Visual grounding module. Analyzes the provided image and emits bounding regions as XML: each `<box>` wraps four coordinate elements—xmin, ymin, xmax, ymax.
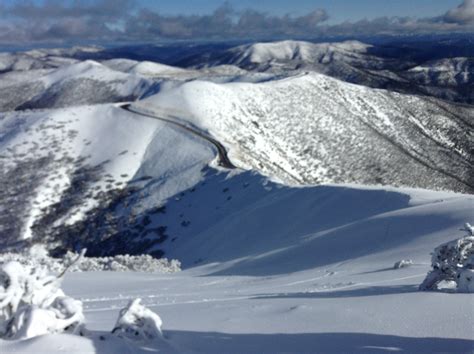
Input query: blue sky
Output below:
<box><xmin>0</xmin><ymin>0</ymin><xmax>472</xmax><ymax>43</ymax></box>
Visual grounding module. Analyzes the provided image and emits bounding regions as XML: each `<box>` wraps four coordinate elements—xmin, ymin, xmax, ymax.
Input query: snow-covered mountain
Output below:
<box><xmin>102</xmin><ymin>59</ymin><xmax>192</xmax><ymax>77</ymax></box>
<box><xmin>134</xmin><ymin>72</ymin><xmax>473</xmax><ymax>193</ymax></box>
<box><xmin>0</xmin><ymin>60</ymin><xmax>157</xmax><ymax>112</ymax></box>
<box><xmin>0</xmin><ymin>46</ymin><xmax>100</xmax><ymax>72</ymax></box>
<box><xmin>181</xmin><ymin>40</ymin><xmax>474</xmax><ymax>104</ymax></box>
<box><xmin>2</xmin><ymin>39</ymin><xmax>472</xmax><ymax>106</ymax></box>
<box><xmin>406</xmin><ymin>57</ymin><xmax>473</xmax><ymax>86</ymax></box>
<box><xmin>184</xmin><ymin>40</ymin><xmax>400</xmax><ymax>89</ymax></box>
<box><xmin>186</xmin><ymin>40</ymin><xmax>381</xmax><ymax>69</ymax></box>
<box><xmin>402</xmin><ymin>57</ymin><xmax>474</xmax><ymax>103</ymax></box>
<box><xmin>102</xmin><ymin>58</ymin><xmax>258</xmax><ymax>83</ymax></box>
<box><xmin>0</xmin><ymin>56</ymin><xmax>274</xmax><ymax>112</ymax></box>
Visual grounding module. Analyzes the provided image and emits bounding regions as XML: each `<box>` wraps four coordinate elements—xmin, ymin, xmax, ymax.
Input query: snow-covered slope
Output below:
<box><xmin>2</xmin><ymin>184</ymin><xmax>473</xmax><ymax>353</ymax></box>
<box><xmin>133</xmin><ymin>72</ymin><xmax>473</xmax><ymax>193</ymax></box>
<box><xmin>103</xmin><ymin>59</ymin><xmax>191</xmax><ymax>77</ymax></box>
<box><xmin>0</xmin><ymin>104</ymin><xmax>218</xmax><ymax>253</ymax></box>
<box><xmin>101</xmin><ymin>58</ymin><xmax>268</xmax><ymax>84</ymax></box>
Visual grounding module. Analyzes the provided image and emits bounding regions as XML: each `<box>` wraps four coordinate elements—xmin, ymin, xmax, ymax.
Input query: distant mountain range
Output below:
<box><xmin>2</xmin><ymin>39</ymin><xmax>473</xmax><ymax>106</ymax></box>
<box><xmin>180</xmin><ymin>40</ymin><xmax>474</xmax><ymax>104</ymax></box>
<box><xmin>0</xmin><ymin>38</ymin><xmax>472</xmax><ymax>257</ymax></box>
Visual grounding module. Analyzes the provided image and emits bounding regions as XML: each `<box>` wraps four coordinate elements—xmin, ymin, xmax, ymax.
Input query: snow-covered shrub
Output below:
<box><xmin>419</xmin><ymin>223</ymin><xmax>474</xmax><ymax>292</ymax></box>
<box><xmin>0</xmin><ymin>252</ymin><xmax>85</xmax><ymax>339</ymax></box>
<box><xmin>0</xmin><ymin>246</ymin><xmax>176</xmax><ymax>344</ymax></box>
<box><xmin>112</xmin><ymin>298</ymin><xmax>163</xmax><ymax>341</ymax></box>
<box><xmin>393</xmin><ymin>259</ymin><xmax>414</xmax><ymax>269</ymax></box>
<box><xmin>65</xmin><ymin>253</ymin><xmax>181</xmax><ymax>273</ymax></box>
<box><xmin>0</xmin><ymin>250</ymin><xmax>181</xmax><ymax>274</ymax></box>
<box><xmin>29</xmin><ymin>244</ymin><xmax>49</xmax><ymax>260</ymax></box>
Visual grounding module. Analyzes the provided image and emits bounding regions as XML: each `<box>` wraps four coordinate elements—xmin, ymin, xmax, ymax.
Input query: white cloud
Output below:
<box><xmin>0</xmin><ymin>1</ymin><xmax>472</xmax><ymax>43</ymax></box>
<box><xmin>444</xmin><ymin>0</ymin><xmax>474</xmax><ymax>24</ymax></box>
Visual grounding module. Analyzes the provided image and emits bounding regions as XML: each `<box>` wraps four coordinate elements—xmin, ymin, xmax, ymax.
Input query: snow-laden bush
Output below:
<box><xmin>419</xmin><ymin>223</ymin><xmax>474</xmax><ymax>292</ymax></box>
<box><xmin>0</xmin><ymin>247</ymin><xmax>170</xmax><ymax>344</ymax></box>
<box><xmin>0</xmin><ymin>251</ymin><xmax>85</xmax><ymax>339</ymax></box>
<box><xmin>64</xmin><ymin>253</ymin><xmax>181</xmax><ymax>273</ymax></box>
<box><xmin>0</xmin><ymin>248</ymin><xmax>181</xmax><ymax>274</ymax></box>
<box><xmin>112</xmin><ymin>298</ymin><xmax>163</xmax><ymax>342</ymax></box>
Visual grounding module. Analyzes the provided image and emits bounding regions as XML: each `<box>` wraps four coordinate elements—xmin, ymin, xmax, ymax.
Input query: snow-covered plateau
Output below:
<box><xmin>0</xmin><ymin>40</ymin><xmax>473</xmax><ymax>353</ymax></box>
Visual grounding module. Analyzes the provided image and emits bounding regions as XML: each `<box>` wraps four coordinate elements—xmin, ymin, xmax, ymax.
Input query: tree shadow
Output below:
<box><xmin>166</xmin><ymin>330</ymin><xmax>474</xmax><ymax>353</ymax></box>
<box><xmin>356</xmin><ymin>267</ymin><xmax>396</xmax><ymax>275</ymax></box>
<box><xmin>251</xmin><ymin>285</ymin><xmax>419</xmax><ymax>300</ymax></box>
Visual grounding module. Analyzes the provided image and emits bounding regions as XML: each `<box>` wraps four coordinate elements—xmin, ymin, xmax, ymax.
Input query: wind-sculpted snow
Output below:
<box><xmin>134</xmin><ymin>73</ymin><xmax>474</xmax><ymax>193</ymax></box>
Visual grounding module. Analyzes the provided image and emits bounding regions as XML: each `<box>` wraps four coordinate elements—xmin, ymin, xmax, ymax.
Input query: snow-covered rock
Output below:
<box><xmin>393</xmin><ymin>260</ymin><xmax>414</xmax><ymax>269</ymax></box>
<box><xmin>112</xmin><ymin>298</ymin><xmax>163</xmax><ymax>341</ymax></box>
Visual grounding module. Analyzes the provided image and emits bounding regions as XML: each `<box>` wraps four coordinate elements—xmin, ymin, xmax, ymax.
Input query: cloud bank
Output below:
<box><xmin>444</xmin><ymin>0</ymin><xmax>474</xmax><ymax>24</ymax></box>
<box><xmin>0</xmin><ymin>0</ymin><xmax>472</xmax><ymax>44</ymax></box>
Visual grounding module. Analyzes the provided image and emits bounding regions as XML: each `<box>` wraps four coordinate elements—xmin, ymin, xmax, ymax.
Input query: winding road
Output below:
<box><xmin>120</xmin><ymin>104</ymin><xmax>237</xmax><ymax>169</ymax></box>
